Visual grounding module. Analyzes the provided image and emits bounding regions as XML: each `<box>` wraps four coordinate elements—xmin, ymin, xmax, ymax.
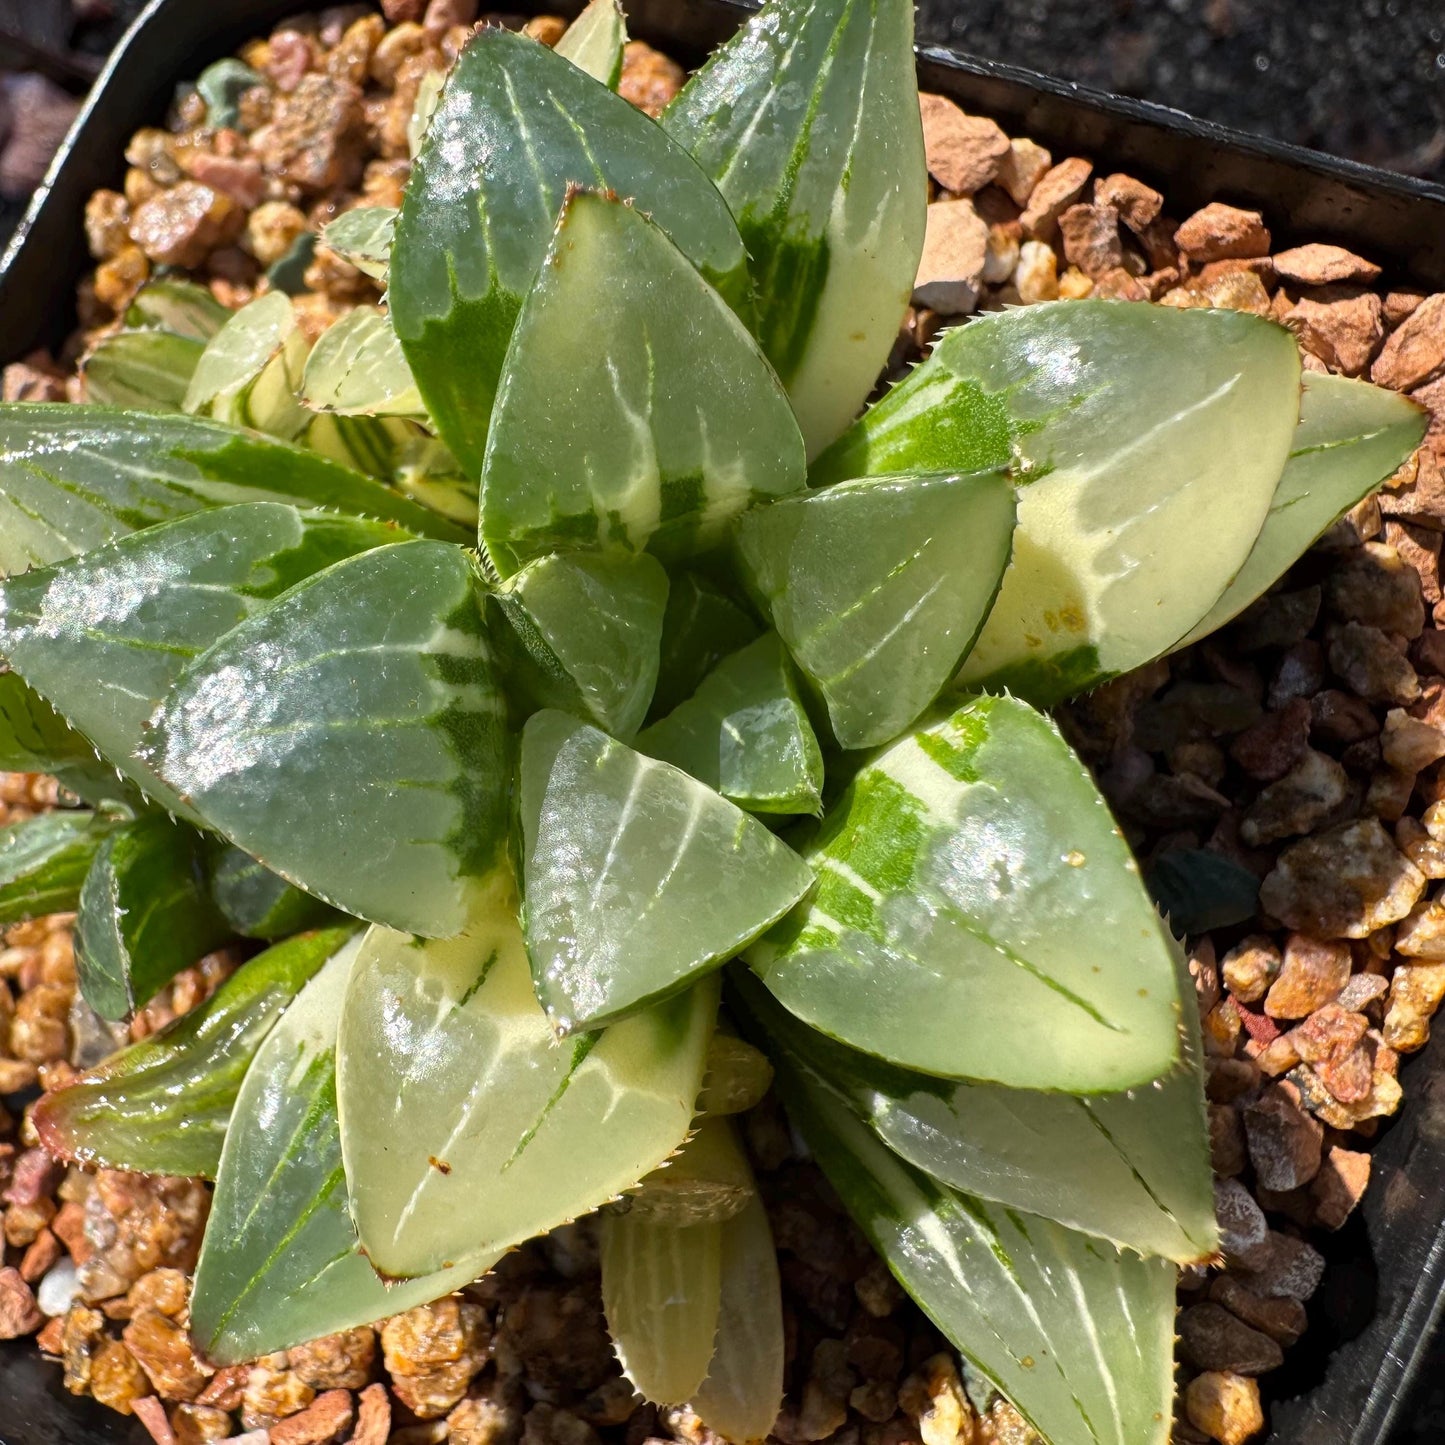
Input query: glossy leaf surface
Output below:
<box><xmin>737</xmin><ymin>470</ymin><xmax>1016</xmax><ymax>749</ymax></box>
<box><xmin>391</xmin><ymin>28</ymin><xmax>752</xmax><ymax>475</ymax></box>
<box><xmin>748</xmin><ymin>694</ymin><xmax>1181</xmax><ymax>1092</ymax></box>
<box><xmin>555</xmin><ymin>0</ymin><xmax>626</xmax><ymax>85</ymax></box>
<box><xmin>193</xmin><ymin>936</ymin><xmax>484</xmax><ymax>1364</ymax></box>
<box><xmin>494</xmin><ymin>550</ymin><xmax>669</xmax><ymax>739</ymax></box>
<box><xmin>0</xmin><ymin>811</ymin><xmax>116</xmax><ymax>925</ymax></box>
<box><xmin>693</xmin><ymin>1194</ymin><xmax>785</xmax><ymax>1445</ymax></box>
<box><xmin>1179</xmin><ymin>371</ymin><xmax>1427</xmax><ymax>646</ymax></box>
<box><xmin>338</xmin><ymin>873</ymin><xmax>718</xmax><ymax>1277</ymax></box>
<box><xmin>76</xmin><ymin>814</ymin><xmax>231</xmax><ymax>1020</ymax></box>
<box><xmin>779</xmin><ymin>1063</ymin><xmax>1177</xmax><ymax>1445</ymax></box>
<box><xmin>521</xmin><ymin>711</ymin><xmax>814</xmax><ymax>1030</ymax></box>
<box><xmin>637</xmin><ymin>632</ymin><xmax>824</xmax><ymax>814</ymax></box>
<box><xmin>299</xmin><ymin>306</ymin><xmax>427</xmax><ymax>420</ymax></box>
<box><xmin>34</xmin><ymin>926</ymin><xmax>353</xmax><ymax>1178</ymax></box>
<box><xmin>322</xmin><ymin>206</ymin><xmax>396</xmax><ymax>283</ymax></box>
<box><xmin>151</xmin><ymin>540</ymin><xmax>510</xmax><ymax>937</ymax></box>
<box><xmin>735</xmin><ymin>961</ymin><xmax>1216</xmax><ymax>1263</ymax></box>
<box><xmin>600</xmin><ymin>1211</ymin><xmax>723</xmax><ymax>1403</ymax></box>
<box><xmin>207</xmin><ymin>842</ymin><xmax>341</xmax><ymax>940</ymax></box>
<box><xmin>663</xmin><ymin>0</ymin><xmax>926</xmax><ymax>457</ymax></box>
<box><xmin>650</xmin><ymin>575</ymin><xmax>761</xmax><ymax>720</ymax></box>
<box><xmin>0</xmin><ymin>502</ymin><xmax>402</xmax><ymax>821</ymax></box>
<box><xmin>0</xmin><ymin>404</ymin><xmax>464</xmax><ymax>576</ymax></box>
<box><xmin>84</xmin><ymin>330</ymin><xmax>204</xmax><ymax>412</ymax></box>
<box><xmin>480</xmin><ymin>191</ymin><xmax>804</xmax><ymax>577</ymax></box>
<box><xmin>814</xmin><ymin>302</ymin><xmax>1302</xmax><ymax>703</ymax></box>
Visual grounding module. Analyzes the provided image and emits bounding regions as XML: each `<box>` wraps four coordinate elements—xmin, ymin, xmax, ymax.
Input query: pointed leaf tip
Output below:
<box><xmin>480</xmin><ymin>191</ymin><xmax>804</xmax><ymax>578</ymax></box>
<box><xmin>748</xmin><ymin>693</ymin><xmax>1182</xmax><ymax>1093</ymax></box>
<box><xmin>520</xmin><ymin>711</ymin><xmax>814</xmax><ymax>1031</ymax></box>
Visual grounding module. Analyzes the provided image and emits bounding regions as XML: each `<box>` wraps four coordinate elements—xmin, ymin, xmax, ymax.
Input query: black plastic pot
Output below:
<box><xmin>2</xmin><ymin>3</ymin><xmax>1445</xmax><ymax>1443</ymax></box>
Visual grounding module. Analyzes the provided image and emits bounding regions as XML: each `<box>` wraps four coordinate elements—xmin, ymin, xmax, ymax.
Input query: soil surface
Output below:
<box><xmin>4</xmin><ymin>0</ymin><xmax>1445</xmax><ymax>186</ymax></box>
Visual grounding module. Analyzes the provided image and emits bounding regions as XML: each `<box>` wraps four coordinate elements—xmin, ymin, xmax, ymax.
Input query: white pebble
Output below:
<box><xmin>37</xmin><ymin>1256</ymin><xmax>80</xmax><ymax>1318</ymax></box>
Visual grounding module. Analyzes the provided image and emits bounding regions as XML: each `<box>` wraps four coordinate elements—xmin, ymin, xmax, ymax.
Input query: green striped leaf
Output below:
<box><xmin>0</xmin><ymin>671</ymin><xmax>140</xmax><ymax>807</ymax></box>
<box><xmin>777</xmin><ymin>1060</ymin><xmax>1177</xmax><ymax>1445</ymax></box>
<box><xmin>693</xmin><ymin>1193</ymin><xmax>785</xmax><ymax>1445</ymax></box>
<box><xmin>813</xmin><ymin>301</ymin><xmax>1302</xmax><ymax>705</ymax></box>
<box><xmin>184</xmin><ymin>291</ymin><xmax>310</xmax><ymax>440</ymax></box>
<box><xmin>480</xmin><ymin>190</ymin><xmax>804</xmax><ymax>578</ymax></box>
<box><xmin>0</xmin><ymin>503</ymin><xmax>403</xmax><ymax>822</ymax></box>
<box><xmin>84</xmin><ymin>330</ymin><xmax>204</xmax><ymax>412</ymax></box>
<box><xmin>0</xmin><ymin>404</ymin><xmax>465</xmax><ymax>576</ymax></box>
<box><xmin>555</xmin><ymin>0</ymin><xmax>627</xmax><ymax>86</ymax></box>
<box><xmin>650</xmin><ymin>574</ymin><xmax>761</xmax><ymax>721</ymax></box>
<box><xmin>337</xmin><ymin>872</ymin><xmax>718</xmax><ymax>1278</ymax></box>
<box><xmin>1178</xmin><ymin>371</ymin><xmax>1427</xmax><ymax>647</ymax></box>
<box><xmin>748</xmin><ymin>694</ymin><xmax>1181</xmax><ymax>1092</ymax></box>
<box><xmin>0</xmin><ymin>671</ymin><xmax>92</xmax><ymax>774</ymax></box>
<box><xmin>150</xmin><ymin>539</ymin><xmax>510</xmax><ymax>938</ymax></box>
<box><xmin>76</xmin><ymin>814</ymin><xmax>231</xmax><ymax>1020</ymax></box>
<box><xmin>493</xmin><ymin>550</ymin><xmax>669</xmax><ymax>739</ymax></box>
<box><xmin>33</xmin><ymin>926</ymin><xmax>354</xmax><ymax>1178</ymax></box>
<box><xmin>737</xmin><ymin>471</ymin><xmax>1016</xmax><ymax>750</ymax></box>
<box><xmin>663</xmin><ymin>0</ymin><xmax>926</xmax><ymax>458</ymax></box>
<box><xmin>125</xmin><ymin>279</ymin><xmax>231</xmax><ymax>340</ymax></box>
<box><xmin>601</xmin><ymin>1209</ymin><xmax>723</xmax><ymax>1403</ymax></box>
<box><xmin>637</xmin><ymin>632</ymin><xmax>824</xmax><ymax>815</ymax></box>
<box><xmin>321</xmin><ymin>207</ymin><xmax>395</xmax><ymax>284</ymax></box>
<box><xmin>520</xmin><ymin>711</ymin><xmax>814</xmax><ymax>1031</ymax></box>
<box><xmin>207</xmin><ymin>843</ymin><xmax>342</xmax><ymax>941</ymax></box>
<box><xmin>390</xmin><ymin>27</ymin><xmax>752</xmax><ymax>476</ymax></box>
<box><xmin>0</xmin><ymin>811</ymin><xmax>118</xmax><ymax>925</ymax></box>
<box><xmin>193</xmin><ymin>935</ymin><xmax>485</xmax><ymax>1364</ymax></box>
<box><xmin>299</xmin><ymin>306</ymin><xmax>427</xmax><ymax>420</ymax></box>
<box><xmin>734</xmin><ymin>961</ymin><xmax>1217</xmax><ymax>1264</ymax></box>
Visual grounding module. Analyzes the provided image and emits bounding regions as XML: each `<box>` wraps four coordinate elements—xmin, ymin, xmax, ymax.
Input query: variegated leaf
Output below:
<box><xmin>0</xmin><ymin>404</ymin><xmax>465</xmax><ymax>576</ymax></box>
<box><xmin>520</xmin><ymin>711</ymin><xmax>814</xmax><ymax>1031</ymax></box>
<box><xmin>637</xmin><ymin>632</ymin><xmax>824</xmax><ymax>815</ymax></box>
<box><xmin>733</xmin><ymin>960</ymin><xmax>1217</xmax><ymax>1264</ymax></box>
<box><xmin>390</xmin><ymin>27</ymin><xmax>752</xmax><ymax>475</ymax></box>
<box><xmin>555</xmin><ymin>0</ymin><xmax>627</xmax><ymax>86</ymax></box>
<box><xmin>322</xmin><ymin>206</ymin><xmax>396</xmax><ymax>283</ymax></box>
<box><xmin>337</xmin><ymin>872</ymin><xmax>718</xmax><ymax>1278</ymax></box>
<box><xmin>693</xmin><ymin>1194</ymin><xmax>785</xmax><ymax>1445</ymax></box>
<box><xmin>192</xmin><ymin>936</ymin><xmax>486</xmax><ymax>1364</ymax></box>
<box><xmin>748</xmin><ymin>694</ymin><xmax>1181</xmax><ymax>1093</ymax></box>
<box><xmin>34</xmin><ymin>926</ymin><xmax>355</xmax><ymax>1177</ymax></box>
<box><xmin>600</xmin><ymin>1210</ymin><xmax>723</xmax><ymax>1403</ymax></box>
<box><xmin>736</xmin><ymin>470</ymin><xmax>1016</xmax><ymax>750</ymax></box>
<box><xmin>493</xmin><ymin>550</ymin><xmax>669</xmax><ymax>739</ymax></box>
<box><xmin>777</xmin><ymin>1060</ymin><xmax>1178</xmax><ymax>1445</ymax></box>
<box><xmin>150</xmin><ymin>539</ymin><xmax>510</xmax><ymax>937</ymax></box>
<box><xmin>83</xmin><ymin>330</ymin><xmax>204</xmax><ymax>412</ymax></box>
<box><xmin>663</xmin><ymin>0</ymin><xmax>926</xmax><ymax>457</ymax></box>
<box><xmin>0</xmin><ymin>503</ymin><xmax>403</xmax><ymax>821</ymax></box>
<box><xmin>1179</xmin><ymin>370</ymin><xmax>1427</xmax><ymax>646</ymax></box>
<box><xmin>76</xmin><ymin>814</ymin><xmax>231</xmax><ymax>1019</ymax></box>
<box><xmin>812</xmin><ymin>301</ymin><xmax>1302</xmax><ymax>704</ymax></box>
<box><xmin>184</xmin><ymin>290</ymin><xmax>310</xmax><ymax>440</ymax></box>
<box><xmin>0</xmin><ymin>811</ymin><xmax>118</xmax><ymax>925</ymax></box>
<box><xmin>299</xmin><ymin>306</ymin><xmax>427</xmax><ymax>420</ymax></box>
<box><xmin>481</xmin><ymin>190</ymin><xmax>804</xmax><ymax>577</ymax></box>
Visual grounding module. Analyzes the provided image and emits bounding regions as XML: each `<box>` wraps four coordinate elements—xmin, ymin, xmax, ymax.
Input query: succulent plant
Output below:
<box><xmin>0</xmin><ymin>0</ymin><xmax>1426</xmax><ymax>1439</ymax></box>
